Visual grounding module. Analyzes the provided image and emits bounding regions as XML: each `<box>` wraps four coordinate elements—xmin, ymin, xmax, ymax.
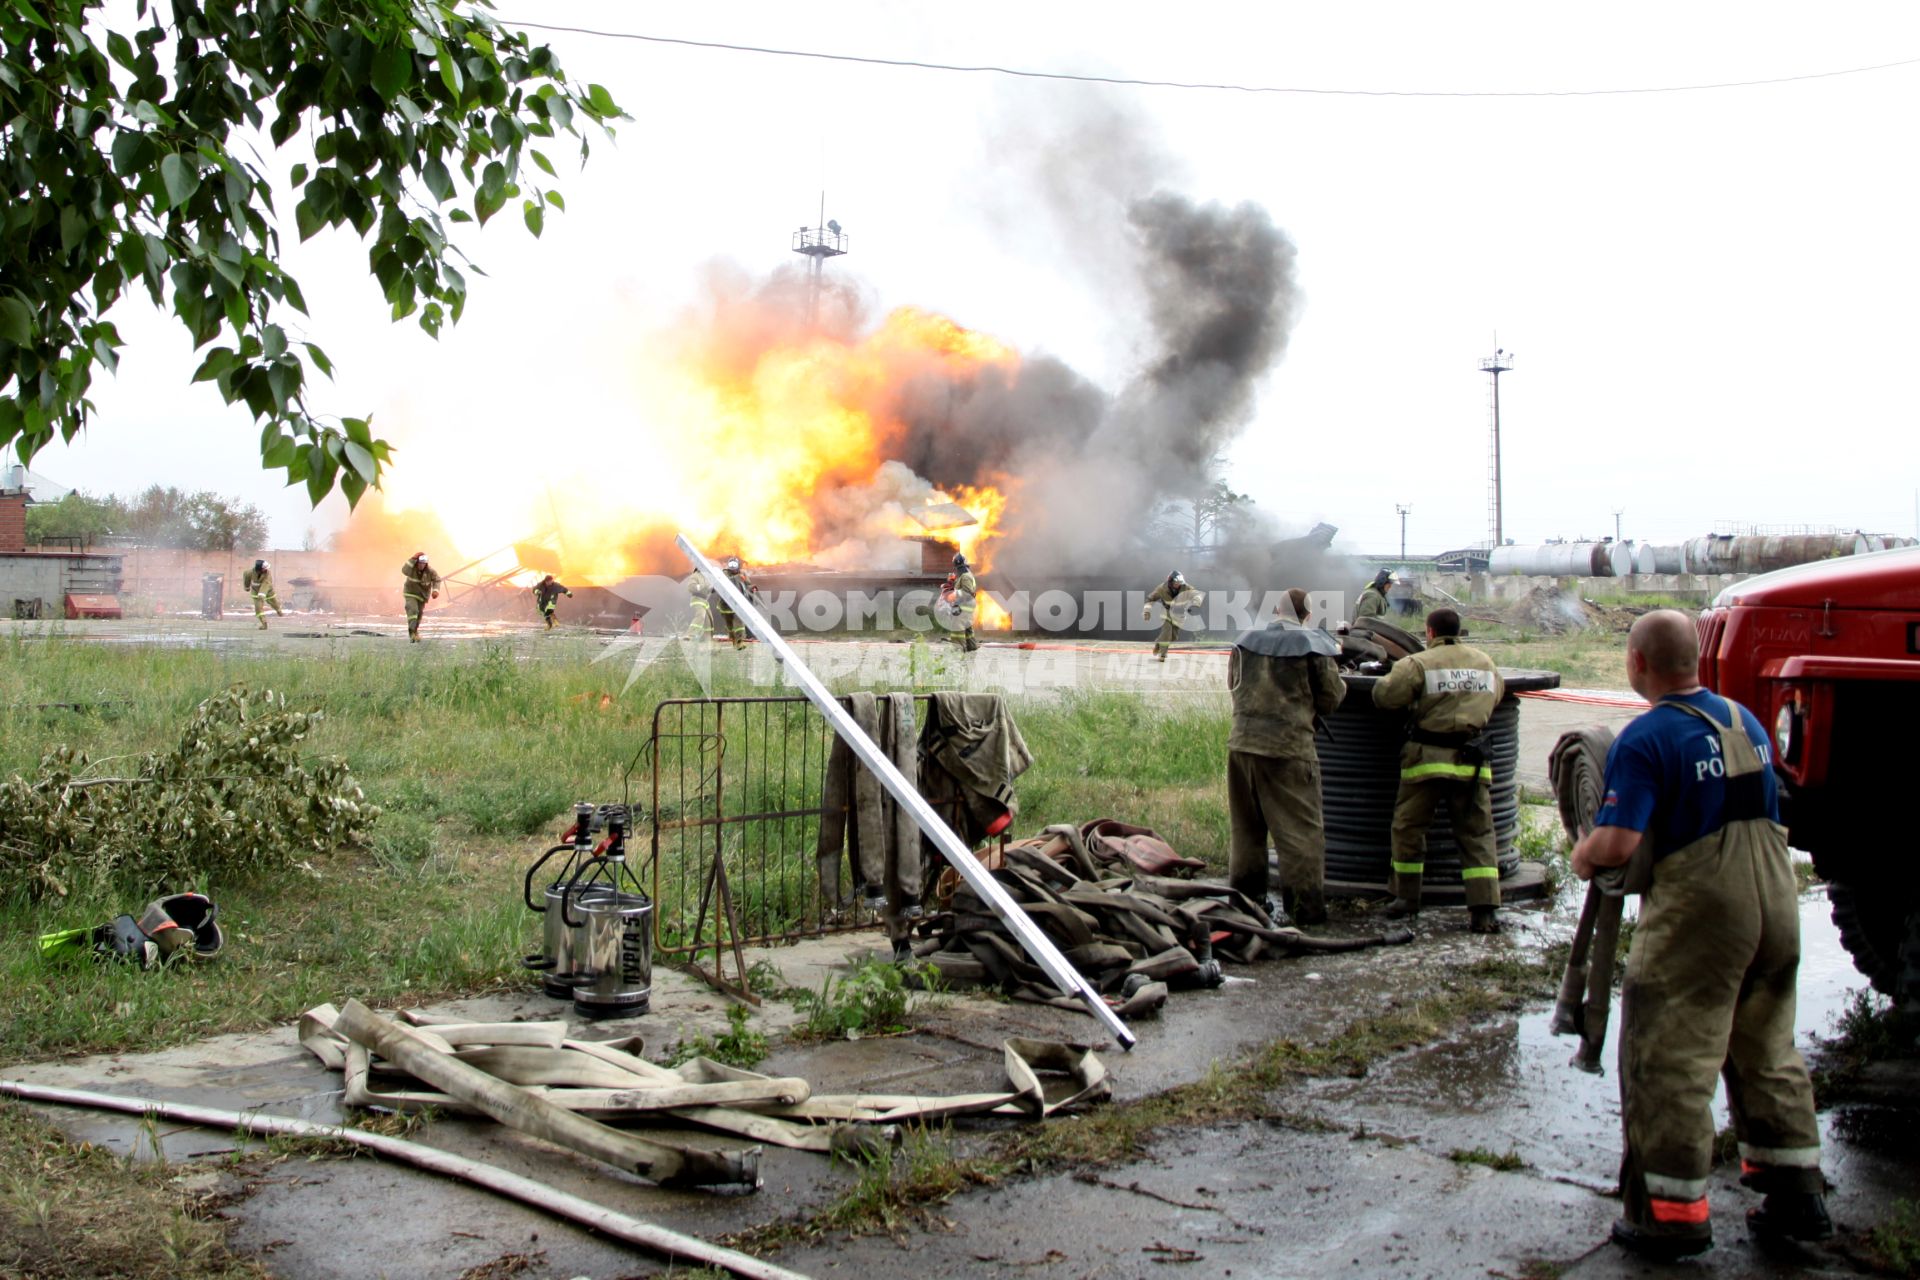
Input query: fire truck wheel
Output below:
<box><xmin>1829</xmin><ymin>881</ymin><xmax>1903</xmax><ymax>999</ymax></box>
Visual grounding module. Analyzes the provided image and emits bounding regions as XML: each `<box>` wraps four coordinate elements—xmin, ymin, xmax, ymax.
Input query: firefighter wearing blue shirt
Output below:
<box><xmin>1573</xmin><ymin>610</ymin><xmax>1828</xmax><ymax>1261</ymax></box>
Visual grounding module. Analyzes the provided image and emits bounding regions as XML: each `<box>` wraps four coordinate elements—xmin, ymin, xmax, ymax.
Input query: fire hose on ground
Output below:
<box><xmin>0</xmin><ymin>1076</ymin><xmax>810</xmax><ymax>1280</ymax></box>
<box><xmin>1548</xmin><ymin>724</ymin><xmax>1622</xmax><ymax>1073</ymax></box>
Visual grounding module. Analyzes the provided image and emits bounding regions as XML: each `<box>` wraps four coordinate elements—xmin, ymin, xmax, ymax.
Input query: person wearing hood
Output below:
<box><xmin>1227</xmin><ymin>588</ymin><xmax>1345</xmax><ymax>926</ymax></box>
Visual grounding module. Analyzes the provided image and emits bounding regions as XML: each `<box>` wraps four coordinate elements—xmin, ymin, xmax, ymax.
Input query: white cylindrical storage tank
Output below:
<box><xmin>1651</xmin><ymin>544</ymin><xmax>1685</xmax><ymax>574</ymax></box>
<box><xmin>1608</xmin><ymin>542</ymin><xmax>1636</xmax><ymax>577</ymax></box>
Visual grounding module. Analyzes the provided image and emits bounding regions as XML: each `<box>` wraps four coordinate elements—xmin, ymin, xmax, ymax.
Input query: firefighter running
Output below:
<box><xmin>1370</xmin><ymin>606</ymin><xmax>1506</xmax><ymax>932</ymax></box>
<box><xmin>401</xmin><ymin>552</ymin><xmax>441</xmax><ymax>643</ymax></box>
<box><xmin>1572</xmin><ymin>611</ymin><xmax>1828</xmax><ymax>1260</ymax></box>
<box><xmin>240</xmin><ymin>558</ymin><xmax>283</xmax><ymax>629</ymax></box>
<box><xmin>715</xmin><ymin>556</ymin><xmax>757</xmax><ymax>650</ymax></box>
<box><xmin>1143</xmin><ymin>571</ymin><xmax>1205</xmax><ymax>662</ymax></box>
<box><xmin>939</xmin><ymin>552</ymin><xmax>980</xmax><ymax>652</ymax></box>
<box><xmin>532</xmin><ymin>574</ymin><xmax>572</xmax><ymax>630</ymax></box>
<box><xmin>1226</xmin><ymin>588</ymin><xmax>1345</xmax><ymax>926</ymax></box>
<box><xmin>1355</xmin><ymin>569</ymin><xmax>1393</xmax><ymax>621</ymax></box>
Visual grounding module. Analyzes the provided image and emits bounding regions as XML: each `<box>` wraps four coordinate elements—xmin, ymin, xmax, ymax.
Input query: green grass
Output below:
<box><xmin>1869</xmin><ymin>1199</ymin><xmax>1920</xmax><ymax>1278</ymax></box>
<box><xmin>1449</xmin><ymin>1145</ymin><xmax>1529</xmax><ymax>1172</ymax></box>
<box><xmin>0</xmin><ymin>1101</ymin><xmax>267</xmax><ymax>1279</ymax></box>
<box><xmin>0</xmin><ymin>629</ymin><xmax>1603</xmax><ymax>1063</ymax></box>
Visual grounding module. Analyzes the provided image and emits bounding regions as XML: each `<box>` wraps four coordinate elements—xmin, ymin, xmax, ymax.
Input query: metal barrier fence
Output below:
<box><xmin>625</xmin><ymin>695</ymin><xmax>961</xmax><ymax>999</ymax></box>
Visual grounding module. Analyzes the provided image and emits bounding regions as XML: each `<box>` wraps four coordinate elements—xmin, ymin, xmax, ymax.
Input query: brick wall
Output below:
<box><xmin>0</xmin><ymin>494</ymin><xmax>25</xmax><ymax>553</ymax></box>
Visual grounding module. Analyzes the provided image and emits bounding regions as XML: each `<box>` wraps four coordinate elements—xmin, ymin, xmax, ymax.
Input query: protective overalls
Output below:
<box><xmin>1226</xmin><ymin>621</ymin><xmax>1346</xmax><ymax>924</ymax></box>
<box><xmin>1144</xmin><ymin>579</ymin><xmax>1205</xmax><ymax>661</ymax></box>
<box><xmin>686</xmin><ymin>575</ymin><xmax>713</xmax><ymax>641</ymax></box>
<box><xmin>1354</xmin><ymin>582</ymin><xmax>1390</xmax><ymax>621</ymax></box>
<box><xmin>240</xmin><ymin>565</ymin><xmax>282</xmax><ymax>629</ymax></box>
<box><xmin>401</xmin><ymin>558</ymin><xmax>441</xmax><ymax>642</ymax></box>
<box><xmin>533</xmin><ymin>576</ymin><xmax>571</xmax><ymax>629</ymax></box>
<box><xmin>940</xmin><ymin>569</ymin><xmax>980</xmax><ymax>651</ymax></box>
<box><xmin>1617</xmin><ymin>697</ymin><xmax>1822</xmax><ymax>1245</ymax></box>
<box><xmin>1371</xmin><ymin>637</ymin><xmax>1504</xmax><ymax>910</ymax></box>
<box><xmin>717</xmin><ymin>566</ymin><xmax>755</xmax><ymax>649</ymax></box>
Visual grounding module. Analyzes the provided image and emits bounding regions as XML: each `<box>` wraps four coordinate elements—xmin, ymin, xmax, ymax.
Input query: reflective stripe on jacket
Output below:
<box><xmin>1372</xmin><ymin>638</ymin><xmax>1504</xmax><ymax>782</ymax></box>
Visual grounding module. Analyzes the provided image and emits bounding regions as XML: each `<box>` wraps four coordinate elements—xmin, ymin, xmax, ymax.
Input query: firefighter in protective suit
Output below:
<box><xmin>1370</xmin><ymin>606</ymin><xmax>1505</xmax><ymax>931</ymax></box>
<box><xmin>1573</xmin><ymin>611</ymin><xmax>1828</xmax><ymax>1260</ymax></box>
<box><xmin>532</xmin><ymin>574</ymin><xmax>572</xmax><ymax>629</ymax></box>
<box><xmin>1355</xmin><ymin>569</ymin><xmax>1393</xmax><ymax>621</ymax></box>
<box><xmin>240</xmin><ymin>558</ymin><xmax>283</xmax><ymax>629</ymax></box>
<box><xmin>1143</xmin><ymin>571</ymin><xmax>1204</xmax><ymax>662</ymax></box>
<box><xmin>939</xmin><ymin>552</ymin><xmax>980</xmax><ymax>652</ymax></box>
<box><xmin>715</xmin><ymin>556</ymin><xmax>756</xmax><ymax>650</ymax></box>
<box><xmin>1227</xmin><ymin>588</ymin><xmax>1345</xmax><ymax>926</ymax></box>
<box><xmin>685</xmin><ymin>572</ymin><xmax>714</xmax><ymax>641</ymax></box>
<box><xmin>401</xmin><ymin>552</ymin><xmax>441</xmax><ymax>642</ymax></box>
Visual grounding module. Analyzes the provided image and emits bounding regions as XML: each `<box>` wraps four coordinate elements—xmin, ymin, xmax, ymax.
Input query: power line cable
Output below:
<box><xmin>497</xmin><ymin>19</ymin><xmax>1920</xmax><ymax>98</ymax></box>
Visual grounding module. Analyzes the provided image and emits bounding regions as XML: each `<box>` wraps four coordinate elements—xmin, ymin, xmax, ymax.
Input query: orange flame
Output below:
<box><xmin>373</xmin><ymin>305</ymin><xmax>1018</xmax><ymax>584</ymax></box>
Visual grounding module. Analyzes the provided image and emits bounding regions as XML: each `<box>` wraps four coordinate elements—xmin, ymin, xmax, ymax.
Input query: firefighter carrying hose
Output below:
<box><xmin>1143</xmin><ymin>570</ymin><xmax>1205</xmax><ymax>662</ymax></box>
<box><xmin>240</xmin><ymin>558</ymin><xmax>283</xmax><ymax>629</ymax></box>
<box><xmin>1572</xmin><ymin>611</ymin><xmax>1828</xmax><ymax>1260</ymax></box>
<box><xmin>1370</xmin><ymin>606</ymin><xmax>1505</xmax><ymax>932</ymax></box>
<box><xmin>401</xmin><ymin>551</ymin><xmax>441</xmax><ymax>643</ymax></box>
<box><xmin>532</xmin><ymin>574</ymin><xmax>572</xmax><ymax>630</ymax></box>
<box><xmin>939</xmin><ymin>552</ymin><xmax>980</xmax><ymax>652</ymax></box>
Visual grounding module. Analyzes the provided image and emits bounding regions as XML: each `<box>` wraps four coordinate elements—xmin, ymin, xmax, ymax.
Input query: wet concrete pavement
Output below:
<box><xmin>10</xmin><ymin>882</ymin><xmax>1908</xmax><ymax>1280</ymax></box>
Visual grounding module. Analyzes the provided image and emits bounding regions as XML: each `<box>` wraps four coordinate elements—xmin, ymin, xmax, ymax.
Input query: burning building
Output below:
<box><xmin>342</xmin><ymin>99</ymin><xmax>1351</xmax><ymax>633</ymax></box>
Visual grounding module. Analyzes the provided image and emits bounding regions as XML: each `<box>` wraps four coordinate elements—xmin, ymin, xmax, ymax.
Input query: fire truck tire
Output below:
<box><xmin>1899</xmin><ymin>910</ymin><xmax>1920</xmax><ymax>1015</ymax></box>
<box><xmin>1828</xmin><ymin>882</ymin><xmax>1902</xmax><ymax>998</ymax></box>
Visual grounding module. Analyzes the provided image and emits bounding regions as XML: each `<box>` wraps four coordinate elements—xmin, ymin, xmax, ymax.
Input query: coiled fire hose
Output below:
<box><xmin>1548</xmin><ymin>725</ymin><xmax>1621</xmax><ymax>1074</ymax></box>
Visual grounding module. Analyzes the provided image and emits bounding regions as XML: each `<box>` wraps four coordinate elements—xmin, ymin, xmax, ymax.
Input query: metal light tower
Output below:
<box><xmin>791</xmin><ymin>192</ymin><xmax>847</xmax><ymax>330</ymax></box>
<box><xmin>1613</xmin><ymin>508</ymin><xmax>1624</xmax><ymax>543</ymax></box>
<box><xmin>1480</xmin><ymin>346</ymin><xmax>1514</xmax><ymax>549</ymax></box>
<box><xmin>1396</xmin><ymin>503</ymin><xmax>1412</xmax><ymax>560</ymax></box>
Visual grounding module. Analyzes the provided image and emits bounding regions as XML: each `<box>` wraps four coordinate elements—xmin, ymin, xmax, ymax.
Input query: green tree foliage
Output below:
<box><xmin>22</xmin><ymin>488</ymin><xmax>116</xmax><ymax>544</ymax></box>
<box><xmin>0</xmin><ymin>1</ymin><xmax>621</xmax><ymax>506</ymax></box>
<box><xmin>24</xmin><ymin>484</ymin><xmax>270</xmax><ymax>548</ymax></box>
<box><xmin>114</xmin><ymin>483</ymin><xmax>270</xmax><ymax>549</ymax></box>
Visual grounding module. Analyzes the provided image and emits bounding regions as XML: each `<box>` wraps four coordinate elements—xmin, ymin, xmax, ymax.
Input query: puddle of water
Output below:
<box><xmin>1310</xmin><ymin>889</ymin><xmax>1875</xmax><ymax>1193</ymax></box>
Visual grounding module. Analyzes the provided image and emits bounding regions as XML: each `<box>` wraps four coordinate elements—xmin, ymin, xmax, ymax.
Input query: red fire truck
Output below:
<box><xmin>1696</xmin><ymin>546</ymin><xmax>1920</xmax><ymax>1008</ymax></box>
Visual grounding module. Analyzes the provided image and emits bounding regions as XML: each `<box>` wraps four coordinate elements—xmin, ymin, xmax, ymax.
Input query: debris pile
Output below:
<box><xmin>1504</xmin><ymin>585</ymin><xmax>1606</xmax><ymax>635</ymax></box>
<box><xmin>0</xmin><ymin>687</ymin><xmax>375</xmax><ymax>899</ymax></box>
<box><xmin>299</xmin><ymin>999</ymin><xmax>1110</xmax><ymax>1183</ymax></box>
<box><xmin>911</xmin><ymin>822</ymin><xmax>1414</xmax><ymax>1017</ymax></box>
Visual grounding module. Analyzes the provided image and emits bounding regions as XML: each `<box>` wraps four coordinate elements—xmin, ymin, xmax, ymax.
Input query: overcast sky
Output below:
<box><xmin>33</xmin><ymin>0</ymin><xmax>1920</xmax><ymax>556</ymax></box>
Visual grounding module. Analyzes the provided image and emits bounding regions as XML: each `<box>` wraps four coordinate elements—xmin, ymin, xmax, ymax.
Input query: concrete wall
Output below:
<box><xmin>1423</xmin><ymin>571</ymin><xmax>1749</xmax><ymax>605</ymax></box>
<box><xmin>0</xmin><ymin>551</ymin><xmax>124</xmax><ymax>618</ymax></box>
<box><xmin>118</xmin><ymin>547</ymin><xmax>391</xmax><ymax>614</ymax></box>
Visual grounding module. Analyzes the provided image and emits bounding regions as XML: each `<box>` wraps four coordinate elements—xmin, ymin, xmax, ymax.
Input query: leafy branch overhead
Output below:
<box><xmin>0</xmin><ymin>0</ymin><xmax>624</xmax><ymax>505</ymax></box>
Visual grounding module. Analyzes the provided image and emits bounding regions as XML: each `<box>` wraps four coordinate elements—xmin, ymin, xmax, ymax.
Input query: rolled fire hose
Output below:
<box><xmin>0</xmin><ymin>1079</ymin><xmax>809</xmax><ymax>1280</ymax></box>
<box><xmin>1548</xmin><ymin>725</ymin><xmax>1622</xmax><ymax>1073</ymax></box>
